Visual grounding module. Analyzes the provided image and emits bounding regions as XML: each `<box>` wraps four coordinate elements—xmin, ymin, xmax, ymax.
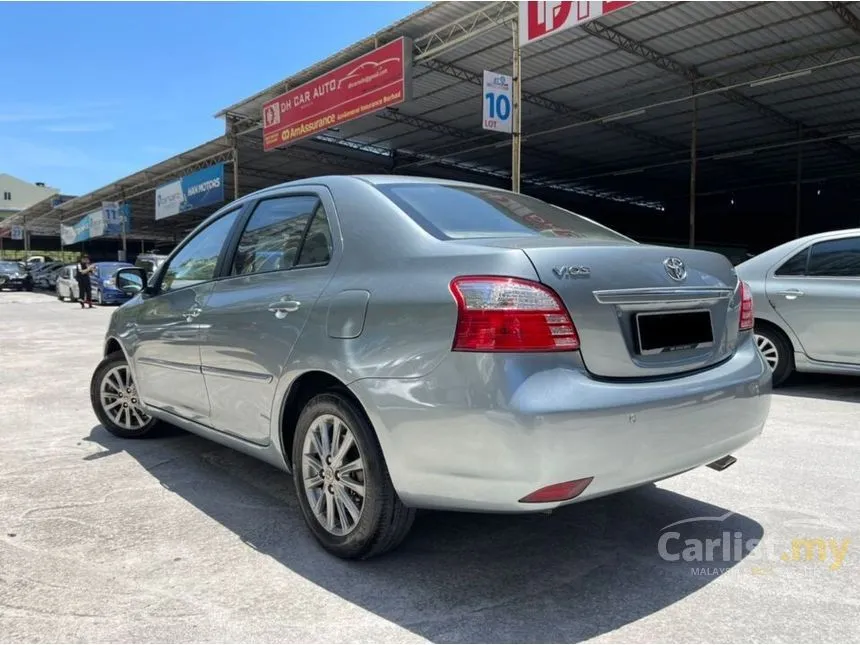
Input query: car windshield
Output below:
<box><xmin>0</xmin><ymin>261</ymin><xmax>21</xmax><ymax>271</ymax></box>
<box><xmin>376</xmin><ymin>183</ymin><xmax>632</xmax><ymax>242</ymax></box>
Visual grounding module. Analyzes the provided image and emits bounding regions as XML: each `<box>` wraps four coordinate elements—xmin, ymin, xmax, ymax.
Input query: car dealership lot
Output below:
<box><xmin>1</xmin><ymin>291</ymin><xmax>858</xmax><ymax>644</ymax></box>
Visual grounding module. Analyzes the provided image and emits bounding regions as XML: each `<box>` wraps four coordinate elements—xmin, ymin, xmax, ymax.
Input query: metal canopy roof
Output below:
<box><xmin>9</xmin><ymin>1</ymin><xmax>860</xmax><ymax>243</ymax></box>
<box><xmin>222</xmin><ymin>0</ymin><xmax>860</xmax><ymax>207</ymax></box>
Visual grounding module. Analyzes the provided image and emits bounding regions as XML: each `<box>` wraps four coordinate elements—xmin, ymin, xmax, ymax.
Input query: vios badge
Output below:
<box><xmin>552</xmin><ymin>265</ymin><xmax>591</xmax><ymax>279</ymax></box>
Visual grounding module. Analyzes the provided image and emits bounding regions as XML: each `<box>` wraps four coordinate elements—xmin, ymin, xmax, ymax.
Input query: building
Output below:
<box><xmin>0</xmin><ymin>173</ymin><xmax>59</xmax><ymax>221</ymax></box>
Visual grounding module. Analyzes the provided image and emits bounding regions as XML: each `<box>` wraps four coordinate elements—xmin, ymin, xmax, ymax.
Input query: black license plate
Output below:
<box><xmin>635</xmin><ymin>310</ymin><xmax>713</xmax><ymax>355</ymax></box>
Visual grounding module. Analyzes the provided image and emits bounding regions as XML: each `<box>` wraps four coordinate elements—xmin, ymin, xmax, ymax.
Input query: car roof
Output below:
<box><xmin>239</xmin><ymin>174</ymin><xmax>504</xmax><ymax>203</ymax></box>
<box><xmin>737</xmin><ymin>227</ymin><xmax>860</xmax><ymax>273</ymax></box>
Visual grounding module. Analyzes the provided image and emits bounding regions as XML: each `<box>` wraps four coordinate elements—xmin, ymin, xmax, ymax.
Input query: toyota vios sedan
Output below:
<box><xmin>736</xmin><ymin>228</ymin><xmax>860</xmax><ymax>386</ymax></box>
<box><xmin>91</xmin><ymin>176</ymin><xmax>771</xmax><ymax>559</ymax></box>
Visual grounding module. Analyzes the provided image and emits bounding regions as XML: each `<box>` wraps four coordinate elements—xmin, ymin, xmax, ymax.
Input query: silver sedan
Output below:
<box><xmin>736</xmin><ymin>228</ymin><xmax>860</xmax><ymax>386</ymax></box>
<box><xmin>90</xmin><ymin>175</ymin><xmax>771</xmax><ymax>559</ymax></box>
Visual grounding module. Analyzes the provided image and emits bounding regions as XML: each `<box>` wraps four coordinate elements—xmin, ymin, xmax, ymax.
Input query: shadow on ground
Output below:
<box><xmin>86</xmin><ymin>424</ymin><xmax>763</xmax><ymax>643</ymax></box>
<box><xmin>777</xmin><ymin>373</ymin><xmax>860</xmax><ymax>403</ymax></box>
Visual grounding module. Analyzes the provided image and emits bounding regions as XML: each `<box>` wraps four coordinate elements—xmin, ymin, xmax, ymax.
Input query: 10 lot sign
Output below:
<box><xmin>482</xmin><ymin>71</ymin><xmax>513</xmax><ymax>134</ymax></box>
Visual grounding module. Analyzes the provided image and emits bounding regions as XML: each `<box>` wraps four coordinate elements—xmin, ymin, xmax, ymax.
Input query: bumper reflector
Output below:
<box><xmin>519</xmin><ymin>477</ymin><xmax>593</xmax><ymax>504</ymax></box>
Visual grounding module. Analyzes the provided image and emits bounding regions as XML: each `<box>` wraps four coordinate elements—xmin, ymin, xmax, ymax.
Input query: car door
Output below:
<box><xmin>765</xmin><ymin>235</ymin><xmax>860</xmax><ymax>364</ymax></box>
<box><xmin>196</xmin><ymin>191</ymin><xmax>338</xmax><ymax>444</ymax></box>
<box><xmin>130</xmin><ymin>207</ymin><xmax>244</xmax><ymax>424</ymax></box>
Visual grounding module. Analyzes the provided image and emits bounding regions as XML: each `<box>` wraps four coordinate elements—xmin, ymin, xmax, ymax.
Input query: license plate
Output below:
<box><xmin>635</xmin><ymin>310</ymin><xmax>714</xmax><ymax>355</ymax></box>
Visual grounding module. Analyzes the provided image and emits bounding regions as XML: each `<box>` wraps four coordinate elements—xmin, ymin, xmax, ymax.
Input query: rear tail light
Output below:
<box><xmin>739</xmin><ymin>281</ymin><xmax>754</xmax><ymax>331</ymax></box>
<box><xmin>519</xmin><ymin>477</ymin><xmax>593</xmax><ymax>503</ymax></box>
<box><xmin>449</xmin><ymin>276</ymin><xmax>579</xmax><ymax>352</ymax></box>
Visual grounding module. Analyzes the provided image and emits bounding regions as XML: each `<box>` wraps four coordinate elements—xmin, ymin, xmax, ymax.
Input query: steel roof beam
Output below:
<box><xmin>412</xmin><ymin>1</ymin><xmax>516</xmax><ymax>62</ymax></box>
<box><xmin>581</xmin><ymin>19</ymin><xmax>860</xmax><ymax>163</ymax></box>
<box><xmin>420</xmin><ymin>57</ymin><xmax>686</xmax><ymax>153</ymax></box>
<box><xmin>829</xmin><ymin>1</ymin><xmax>860</xmax><ymax>35</ymax></box>
<box><xmin>378</xmin><ymin>108</ymin><xmax>597</xmax><ymax>173</ymax></box>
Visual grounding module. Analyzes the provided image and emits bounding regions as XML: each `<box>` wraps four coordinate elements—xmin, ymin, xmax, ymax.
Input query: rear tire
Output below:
<box><xmin>755</xmin><ymin>324</ymin><xmax>793</xmax><ymax>387</ymax></box>
<box><xmin>292</xmin><ymin>392</ymin><xmax>415</xmax><ymax>559</ymax></box>
<box><xmin>90</xmin><ymin>351</ymin><xmax>158</xmax><ymax>438</ymax></box>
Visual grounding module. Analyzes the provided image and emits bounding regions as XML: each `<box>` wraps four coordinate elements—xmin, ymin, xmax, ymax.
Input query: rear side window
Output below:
<box><xmin>775</xmin><ymin>249</ymin><xmax>809</xmax><ymax>276</ymax></box>
<box><xmin>231</xmin><ymin>195</ymin><xmax>329</xmax><ymax>276</ymax></box>
<box><xmin>376</xmin><ymin>183</ymin><xmax>632</xmax><ymax>242</ymax></box>
<box><xmin>807</xmin><ymin>237</ymin><xmax>860</xmax><ymax>277</ymax></box>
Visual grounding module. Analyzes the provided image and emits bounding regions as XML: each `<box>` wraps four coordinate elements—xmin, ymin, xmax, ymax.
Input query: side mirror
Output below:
<box><xmin>115</xmin><ymin>267</ymin><xmax>148</xmax><ymax>295</ymax></box>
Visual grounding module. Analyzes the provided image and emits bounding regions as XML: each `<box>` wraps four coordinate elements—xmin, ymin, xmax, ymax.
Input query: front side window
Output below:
<box><xmin>160</xmin><ymin>209</ymin><xmax>241</xmax><ymax>293</ymax></box>
<box><xmin>806</xmin><ymin>237</ymin><xmax>860</xmax><ymax>277</ymax></box>
<box><xmin>376</xmin><ymin>183</ymin><xmax>633</xmax><ymax>242</ymax></box>
<box><xmin>231</xmin><ymin>195</ymin><xmax>323</xmax><ymax>276</ymax></box>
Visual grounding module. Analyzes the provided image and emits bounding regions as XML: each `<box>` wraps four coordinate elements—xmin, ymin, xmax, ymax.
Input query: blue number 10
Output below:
<box><xmin>485</xmin><ymin>92</ymin><xmax>511</xmax><ymax>120</ymax></box>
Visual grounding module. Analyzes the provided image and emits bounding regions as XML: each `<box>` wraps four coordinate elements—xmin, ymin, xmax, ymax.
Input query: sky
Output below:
<box><xmin>0</xmin><ymin>1</ymin><xmax>426</xmax><ymax>196</ymax></box>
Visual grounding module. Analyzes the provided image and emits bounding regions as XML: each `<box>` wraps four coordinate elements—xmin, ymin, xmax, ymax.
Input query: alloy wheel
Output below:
<box><xmin>301</xmin><ymin>414</ymin><xmax>366</xmax><ymax>536</ymax></box>
<box><xmin>99</xmin><ymin>365</ymin><xmax>151</xmax><ymax>430</ymax></box>
<box><xmin>755</xmin><ymin>333</ymin><xmax>779</xmax><ymax>371</ymax></box>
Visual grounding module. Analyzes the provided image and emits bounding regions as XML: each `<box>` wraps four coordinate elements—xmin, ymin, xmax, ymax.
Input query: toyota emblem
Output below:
<box><xmin>663</xmin><ymin>257</ymin><xmax>687</xmax><ymax>281</ymax></box>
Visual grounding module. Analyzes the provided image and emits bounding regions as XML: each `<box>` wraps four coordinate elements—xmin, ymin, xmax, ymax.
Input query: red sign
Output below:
<box><xmin>262</xmin><ymin>37</ymin><xmax>412</xmax><ymax>151</ymax></box>
<box><xmin>519</xmin><ymin>1</ymin><xmax>635</xmax><ymax>46</ymax></box>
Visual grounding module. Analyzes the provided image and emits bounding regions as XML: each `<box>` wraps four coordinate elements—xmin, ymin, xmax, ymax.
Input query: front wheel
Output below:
<box><xmin>292</xmin><ymin>393</ymin><xmax>415</xmax><ymax>559</ymax></box>
<box><xmin>755</xmin><ymin>326</ymin><xmax>793</xmax><ymax>387</ymax></box>
<box><xmin>90</xmin><ymin>352</ymin><xmax>158</xmax><ymax>438</ymax></box>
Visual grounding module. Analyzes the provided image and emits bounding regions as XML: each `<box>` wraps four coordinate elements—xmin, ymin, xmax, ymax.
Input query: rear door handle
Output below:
<box><xmin>268</xmin><ymin>297</ymin><xmax>301</xmax><ymax>319</ymax></box>
<box><xmin>777</xmin><ymin>289</ymin><xmax>804</xmax><ymax>299</ymax></box>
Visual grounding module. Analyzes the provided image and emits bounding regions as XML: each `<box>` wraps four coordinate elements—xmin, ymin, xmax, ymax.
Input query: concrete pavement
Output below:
<box><xmin>1</xmin><ymin>291</ymin><xmax>858</xmax><ymax>643</ymax></box>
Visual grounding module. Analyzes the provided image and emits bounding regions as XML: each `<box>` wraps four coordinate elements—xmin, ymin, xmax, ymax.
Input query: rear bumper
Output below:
<box><xmin>350</xmin><ymin>333</ymin><xmax>771</xmax><ymax>512</ymax></box>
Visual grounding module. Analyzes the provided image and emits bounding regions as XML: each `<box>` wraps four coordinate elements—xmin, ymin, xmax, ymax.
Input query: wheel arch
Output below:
<box><xmin>277</xmin><ymin>370</ymin><xmax>375</xmax><ymax>472</ymax></box>
<box><xmin>754</xmin><ymin>317</ymin><xmax>794</xmax><ymax>354</ymax></box>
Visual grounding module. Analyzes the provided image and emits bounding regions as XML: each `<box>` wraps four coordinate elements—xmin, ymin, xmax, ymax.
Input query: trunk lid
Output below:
<box><xmin>457</xmin><ymin>238</ymin><xmax>743</xmax><ymax>379</ymax></box>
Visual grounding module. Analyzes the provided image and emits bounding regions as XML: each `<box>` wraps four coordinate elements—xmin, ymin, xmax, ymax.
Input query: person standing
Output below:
<box><xmin>76</xmin><ymin>255</ymin><xmax>95</xmax><ymax>309</ymax></box>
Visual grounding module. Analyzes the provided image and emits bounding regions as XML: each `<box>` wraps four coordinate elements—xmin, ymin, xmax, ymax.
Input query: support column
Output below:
<box><xmin>511</xmin><ymin>21</ymin><xmax>522</xmax><ymax>194</ymax></box>
<box><xmin>120</xmin><ymin>192</ymin><xmax>128</xmax><ymax>261</ymax></box>
<box><xmin>795</xmin><ymin>125</ymin><xmax>803</xmax><ymax>239</ymax></box>
<box><xmin>689</xmin><ymin>82</ymin><xmax>698</xmax><ymax>249</ymax></box>
<box><xmin>233</xmin><ymin>148</ymin><xmax>240</xmax><ymax>200</ymax></box>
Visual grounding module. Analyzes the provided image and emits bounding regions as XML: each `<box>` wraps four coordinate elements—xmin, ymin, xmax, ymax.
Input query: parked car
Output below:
<box><xmin>55</xmin><ymin>264</ymin><xmax>80</xmax><ymax>301</ymax></box>
<box><xmin>0</xmin><ymin>260</ymin><xmax>33</xmax><ymax>291</ymax></box>
<box><xmin>90</xmin><ymin>261</ymin><xmax>135</xmax><ymax>305</ymax></box>
<box><xmin>56</xmin><ymin>261</ymin><xmax>135</xmax><ymax>304</ymax></box>
<box><xmin>736</xmin><ymin>228</ymin><xmax>860</xmax><ymax>386</ymax></box>
<box><xmin>32</xmin><ymin>261</ymin><xmax>64</xmax><ymax>289</ymax></box>
<box><xmin>91</xmin><ymin>175</ymin><xmax>771</xmax><ymax>559</ymax></box>
<box><xmin>134</xmin><ymin>253</ymin><xmax>169</xmax><ymax>281</ymax></box>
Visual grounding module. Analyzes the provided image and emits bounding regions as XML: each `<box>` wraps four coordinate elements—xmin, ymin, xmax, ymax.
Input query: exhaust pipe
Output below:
<box><xmin>707</xmin><ymin>455</ymin><xmax>737</xmax><ymax>472</ymax></box>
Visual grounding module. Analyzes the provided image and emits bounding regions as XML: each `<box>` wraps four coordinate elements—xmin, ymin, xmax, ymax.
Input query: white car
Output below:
<box><xmin>55</xmin><ymin>264</ymin><xmax>80</xmax><ymax>301</ymax></box>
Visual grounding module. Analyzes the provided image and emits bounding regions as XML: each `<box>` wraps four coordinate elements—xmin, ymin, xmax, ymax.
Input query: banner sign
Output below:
<box><xmin>482</xmin><ymin>71</ymin><xmax>513</xmax><ymax>134</ymax></box>
<box><xmin>11</xmin><ymin>226</ymin><xmax>24</xmax><ymax>241</ymax></box>
<box><xmin>520</xmin><ymin>1</ymin><xmax>635</xmax><ymax>46</ymax></box>
<box><xmin>59</xmin><ymin>203</ymin><xmax>131</xmax><ymax>244</ymax></box>
<box><xmin>262</xmin><ymin>37</ymin><xmax>413</xmax><ymax>151</ymax></box>
<box><xmin>60</xmin><ymin>215</ymin><xmax>94</xmax><ymax>245</ymax></box>
<box><xmin>155</xmin><ymin>163</ymin><xmax>225</xmax><ymax>221</ymax></box>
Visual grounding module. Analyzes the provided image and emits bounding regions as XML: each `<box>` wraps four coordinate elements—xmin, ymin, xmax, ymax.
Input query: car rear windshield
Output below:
<box><xmin>376</xmin><ymin>183</ymin><xmax>632</xmax><ymax>242</ymax></box>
